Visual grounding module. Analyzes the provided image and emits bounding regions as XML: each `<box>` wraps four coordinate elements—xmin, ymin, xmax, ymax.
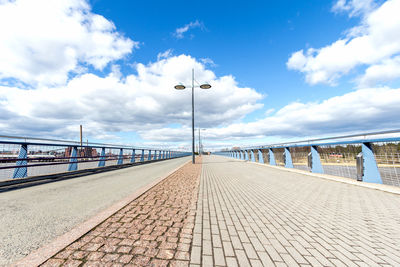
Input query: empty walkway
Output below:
<box><xmin>0</xmin><ymin>157</ymin><xmax>189</xmax><ymax>266</ymax></box>
<box><xmin>190</xmin><ymin>155</ymin><xmax>400</xmax><ymax>266</ymax></box>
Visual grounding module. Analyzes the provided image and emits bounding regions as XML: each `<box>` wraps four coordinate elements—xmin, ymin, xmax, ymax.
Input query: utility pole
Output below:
<box><xmin>198</xmin><ymin>128</ymin><xmax>201</xmax><ymax>157</ymax></box>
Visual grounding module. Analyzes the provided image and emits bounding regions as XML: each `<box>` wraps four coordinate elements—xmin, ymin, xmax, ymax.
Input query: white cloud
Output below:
<box><xmin>200</xmin><ymin>58</ymin><xmax>217</xmax><ymax>67</ymax></box>
<box><xmin>332</xmin><ymin>0</ymin><xmax>376</xmax><ymax>16</ymax></box>
<box><xmin>143</xmin><ymin>87</ymin><xmax>400</xmax><ymax>143</ymax></box>
<box><xmin>0</xmin><ymin>55</ymin><xmax>263</xmax><ymax>139</ymax></box>
<box><xmin>359</xmin><ymin>56</ymin><xmax>400</xmax><ymax>86</ymax></box>
<box><xmin>0</xmin><ymin>0</ymin><xmax>137</xmax><ymax>86</ymax></box>
<box><xmin>287</xmin><ymin>0</ymin><xmax>400</xmax><ymax>87</ymax></box>
<box><xmin>157</xmin><ymin>49</ymin><xmax>173</xmax><ymax>61</ymax></box>
<box><xmin>174</xmin><ymin>20</ymin><xmax>203</xmax><ymax>39</ymax></box>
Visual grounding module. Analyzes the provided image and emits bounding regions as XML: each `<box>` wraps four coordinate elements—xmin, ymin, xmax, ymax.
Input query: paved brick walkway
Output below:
<box><xmin>190</xmin><ymin>156</ymin><xmax>400</xmax><ymax>266</ymax></box>
<box><xmin>41</xmin><ymin>159</ymin><xmax>201</xmax><ymax>267</ymax></box>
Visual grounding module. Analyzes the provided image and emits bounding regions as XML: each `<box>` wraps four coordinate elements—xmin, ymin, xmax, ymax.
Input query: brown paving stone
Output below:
<box><xmin>40</xmin><ymin>258</ymin><xmax>65</xmax><ymax>267</ymax></box>
<box><xmin>86</xmin><ymin>251</ymin><xmax>105</xmax><ymax>261</ymax></box>
<box><xmin>63</xmin><ymin>259</ymin><xmax>82</xmax><ymax>267</ymax></box>
<box><xmin>43</xmin><ymin>158</ymin><xmax>201</xmax><ymax>266</ymax></box>
<box><xmin>131</xmin><ymin>255</ymin><xmax>151</xmax><ymax>265</ymax></box>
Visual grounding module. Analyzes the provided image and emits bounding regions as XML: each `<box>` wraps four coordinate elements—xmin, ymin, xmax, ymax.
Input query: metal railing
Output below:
<box><xmin>0</xmin><ymin>135</ymin><xmax>190</xmax><ymax>181</ymax></box>
<box><xmin>218</xmin><ymin>130</ymin><xmax>400</xmax><ymax>187</ymax></box>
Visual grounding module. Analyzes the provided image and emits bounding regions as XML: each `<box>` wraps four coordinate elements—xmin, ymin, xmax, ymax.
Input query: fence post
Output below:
<box><xmin>148</xmin><ymin>150</ymin><xmax>152</xmax><ymax>161</ymax></box>
<box><xmin>13</xmin><ymin>144</ymin><xmax>28</xmax><ymax>179</ymax></box>
<box><xmin>162</xmin><ymin>151</ymin><xmax>165</xmax><ymax>159</ymax></box>
<box><xmin>141</xmin><ymin>149</ymin><xmax>145</xmax><ymax>162</ymax></box>
<box><xmin>362</xmin><ymin>143</ymin><xmax>382</xmax><ymax>184</ymax></box>
<box><xmin>68</xmin><ymin>146</ymin><xmax>78</xmax><ymax>171</ymax></box>
<box><xmin>310</xmin><ymin>146</ymin><xmax>323</xmax><ymax>173</ymax></box>
<box><xmin>244</xmin><ymin>150</ymin><xmax>249</xmax><ymax>161</ymax></box>
<box><xmin>258</xmin><ymin>150</ymin><xmax>264</xmax><ymax>164</ymax></box>
<box><xmin>131</xmin><ymin>149</ymin><xmax>136</xmax><ymax>163</ymax></box>
<box><xmin>250</xmin><ymin>150</ymin><xmax>255</xmax><ymax>162</ymax></box>
<box><xmin>117</xmin><ymin>148</ymin><xmax>123</xmax><ymax>165</ymax></box>
<box><xmin>284</xmin><ymin>147</ymin><xmax>293</xmax><ymax>168</ymax></box>
<box><xmin>269</xmin><ymin>148</ymin><xmax>276</xmax><ymax>165</ymax></box>
<box><xmin>98</xmin><ymin>147</ymin><xmax>106</xmax><ymax>167</ymax></box>
<box><xmin>158</xmin><ymin>150</ymin><xmax>162</xmax><ymax>160</ymax></box>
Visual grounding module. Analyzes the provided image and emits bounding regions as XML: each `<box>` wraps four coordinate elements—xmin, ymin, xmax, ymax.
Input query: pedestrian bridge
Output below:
<box><xmin>1</xmin><ymin>133</ymin><xmax>400</xmax><ymax>266</ymax></box>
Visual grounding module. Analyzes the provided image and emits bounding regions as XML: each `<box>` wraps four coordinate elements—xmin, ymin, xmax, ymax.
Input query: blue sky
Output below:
<box><xmin>1</xmin><ymin>0</ymin><xmax>400</xmax><ymax>150</ymax></box>
<box><xmin>91</xmin><ymin>0</ymin><xmax>356</xmax><ymax>110</ymax></box>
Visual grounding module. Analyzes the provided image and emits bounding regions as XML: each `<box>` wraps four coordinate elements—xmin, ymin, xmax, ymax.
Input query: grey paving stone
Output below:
<box><xmin>191</xmin><ymin>156</ymin><xmax>400</xmax><ymax>267</ymax></box>
<box><xmin>190</xmin><ymin>246</ymin><xmax>202</xmax><ymax>264</ymax></box>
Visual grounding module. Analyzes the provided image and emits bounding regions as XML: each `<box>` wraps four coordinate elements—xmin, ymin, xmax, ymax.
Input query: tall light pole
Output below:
<box><xmin>198</xmin><ymin>128</ymin><xmax>206</xmax><ymax>156</ymax></box>
<box><xmin>174</xmin><ymin>69</ymin><xmax>211</xmax><ymax>164</ymax></box>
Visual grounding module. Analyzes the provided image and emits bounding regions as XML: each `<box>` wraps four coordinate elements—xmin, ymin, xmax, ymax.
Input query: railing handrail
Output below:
<box><xmin>0</xmin><ymin>135</ymin><xmax>181</xmax><ymax>152</ymax></box>
<box><xmin>234</xmin><ymin>129</ymin><xmax>400</xmax><ymax>151</ymax></box>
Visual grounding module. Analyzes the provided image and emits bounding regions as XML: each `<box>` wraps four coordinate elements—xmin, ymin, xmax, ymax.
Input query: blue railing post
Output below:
<box><xmin>141</xmin><ymin>149</ymin><xmax>145</xmax><ymax>162</ymax></box>
<box><xmin>310</xmin><ymin>146</ymin><xmax>323</xmax><ymax>173</ymax></box>
<box><xmin>13</xmin><ymin>144</ymin><xmax>28</xmax><ymax>179</ymax></box>
<box><xmin>250</xmin><ymin>150</ymin><xmax>255</xmax><ymax>162</ymax></box>
<box><xmin>362</xmin><ymin>143</ymin><xmax>383</xmax><ymax>184</ymax></box>
<box><xmin>68</xmin><ymin>146</ymin><xmax>78</xmax><ymax>171</ymax></box>
<box><xmin>284</xmin><ymin>147</ymin><xmax>293</xmax><ymax>168</ymax></box>
<box><xmin>158</xmin><ymin>150</ymin><xmax>162</xmax><ymax>160</ymax></box>
<box><xmin>131</xmin><ymin>149</ymin><xmax>136</xmax><ymax>163</ymax></box>
<box><xmin>117</xmin><ymin>148</ymin><xmax>123</xmax><ymax>165</ymax></box>
<box><xmin>240</xmin><ymin>151</ymin><xmax>244</xmax><ymax>160</ymax></box>
<box><xmin>258</xmin><ymin>150</ymin><xmax>264</xmax><ymax>164</ymax></box>
<box><xmin>98</xmin><ymin>147</ymin><xmax>106</xmax><ymax>167</ymax></box>
<box><xmin>162</xmin><ymin>151</ymin><xmax>165</xmax><ymax>159</ymax></box>
<box><xmin>244</xmin><ymin>150</ymin><xmax>249</xmax><ymax>161</ymax></box>
<box><xmin>269</xmin><ymin>148</ymin><xmax>276</xmax><ymax>166</ymax></box>
<box><xmin>148</xmin><ymin>150</ymin><xmax>152</xmax><ymax>161</ymax></box>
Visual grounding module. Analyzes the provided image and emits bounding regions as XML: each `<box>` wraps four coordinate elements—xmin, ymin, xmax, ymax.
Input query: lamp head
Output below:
<box><xmin>200</xmin><ymin>84</ymin><xmax>211</xmax><ymax>89</ymax></box>
<box><xmin>174</xmin><ymin>85</ymin><xmax>186</xmax><ymax>90</ymax></box>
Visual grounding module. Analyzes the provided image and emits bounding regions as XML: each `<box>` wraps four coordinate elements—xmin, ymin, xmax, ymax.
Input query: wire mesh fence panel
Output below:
<box><xmin>105</xmin><ymin>148</ymin><xmax>119</xmax><ymax>167</ymax></box>
<box><xmin>0</xmin><ymin>143</ymin><xmax>20</xmax><ymax>180</ymax></box>
<box><xmin>291</xmin><ymin>147</ymin><xmax>310</xmax><ymax>171</ymax></box>
<box><xmin>124</xmin><ymin>149</ymin><xmax>133</xmax><ymax>164</ymax></box>
<box><xmin>273</xmin><ymin>148</ymin><xmax>285</xmax><ymax>167</ymax></box>
<box><xmin>76</xmin><ymin>146</ymin><xmax>99</xmax><ymax>170</ymax></box>
<box><xmin>26</xmin><ymin>145</ymin><xmax>70</xmax><ymax>177</ymax></box>
<box><xmin>372</xmin><ymin>142</ymin><xmax>400</xmax><ymax>187</ymax></box>
<box><xmin>319</xmin><ymin>144</ymin><xmax>360</xmax><ymax>179</ymax></box>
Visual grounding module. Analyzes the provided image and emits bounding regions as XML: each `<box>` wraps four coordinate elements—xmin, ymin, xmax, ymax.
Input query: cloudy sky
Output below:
<box><xmin>1</xmin><ymin>0</ymin><xmax>400</xmax><ymax>150</ymax></box>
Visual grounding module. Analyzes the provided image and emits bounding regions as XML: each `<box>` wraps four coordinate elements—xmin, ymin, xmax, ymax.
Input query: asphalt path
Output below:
<box><xmin>0</xmin><ymin>157</ymin><xmax>189</xmax><ymax>266</ymax></box>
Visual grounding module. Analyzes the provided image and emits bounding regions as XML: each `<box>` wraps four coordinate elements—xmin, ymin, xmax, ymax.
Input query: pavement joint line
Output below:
<box><xmin>12</xmin><ymin>159</ymin><xmax>191</xmax><ymax>267</ymax></box>
<box><xmin>226</xmin><ymin>156</ymin><xmax>400</xmax><ymax>195</ymax></box>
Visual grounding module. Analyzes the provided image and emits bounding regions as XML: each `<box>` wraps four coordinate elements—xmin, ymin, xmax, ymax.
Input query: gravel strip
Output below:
<box><xmin>41</xmin><ymin>158</ymin><xmax>202</xmax><ymax>267</ymax></box>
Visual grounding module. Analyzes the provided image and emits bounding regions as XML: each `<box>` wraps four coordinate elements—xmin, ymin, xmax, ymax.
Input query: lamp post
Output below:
<box><xmin>198</xmin><ymin>128</ymin><xmax>206</xmax><ymax>156</ymax></box>
<box><xmin>174</xmin><ymin>69</ymin><xmax>211</xmax><ymax>164</ymax></box>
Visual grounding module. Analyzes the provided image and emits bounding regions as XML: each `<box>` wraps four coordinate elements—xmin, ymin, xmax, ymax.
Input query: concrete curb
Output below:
<box><xmin>222</xmin><ymin>156</ymin><xmax>400</xmax><ymax>195</ymax></box>
<box><xmin>12</xmin><ymin>159</ymin><xmax>191</xmax><ymax>267</ymax></box>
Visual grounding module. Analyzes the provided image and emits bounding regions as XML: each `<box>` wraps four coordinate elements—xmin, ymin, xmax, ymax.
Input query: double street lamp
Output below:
<box><xmin>174</xmin><ymin>69</ymin><xmax>211</xmax><ymax>164</ymax></box>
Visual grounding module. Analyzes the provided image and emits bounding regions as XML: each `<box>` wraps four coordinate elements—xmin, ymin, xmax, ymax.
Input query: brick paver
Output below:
<box><xmin>190</xmin><ymin>156</ymin><xmax>400</xmax><ymax>266</ymax></box>
<box><xmin>37</xmin><ymin>155</ymin><xmax>400</xmax><ymax>266</ymax></box>
<box><xmin>41</xmin><ymin>158</ymin><xmax>201</xmax><ymax>266</ymax></box>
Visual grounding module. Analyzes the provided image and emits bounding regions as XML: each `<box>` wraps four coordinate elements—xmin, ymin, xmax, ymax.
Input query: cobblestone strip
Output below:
<box><xmin>41</xmin><ymin>158</ymin><xmax>202</xmax><ymax>267</ymax></box>
<box><xmin>190</xmin><ymin>156</ymin><xmax>400</xmax><ymax>267</ymax></box>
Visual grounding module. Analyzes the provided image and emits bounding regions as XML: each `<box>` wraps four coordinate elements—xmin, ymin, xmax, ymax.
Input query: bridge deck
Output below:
<box><xmin>8</xmin><ymin>155</ymin><xmax>400</xmax><ymax>266</ymax></box>
<box><xmin>190</xmin><ymin>155</ymin><xmax>400</xmax><ymax>266</ymax></box>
